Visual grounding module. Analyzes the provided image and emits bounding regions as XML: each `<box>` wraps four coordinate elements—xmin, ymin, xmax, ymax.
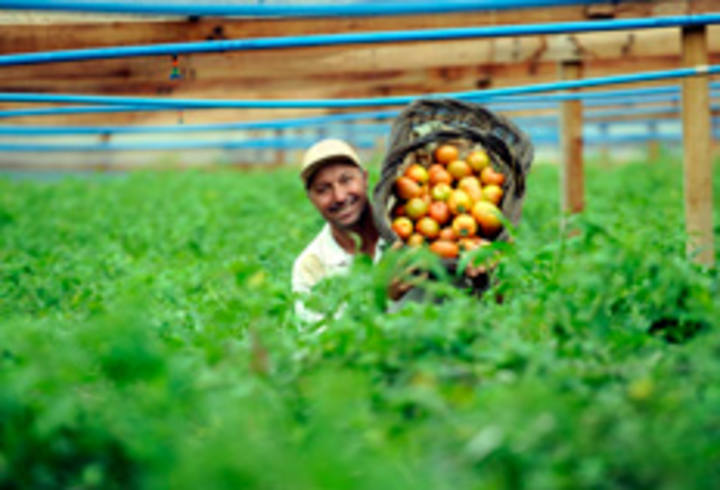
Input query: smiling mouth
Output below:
<box><xmin>331</xmin><ymin>196</ymin><xmax>359</xmax><ymax>217</ymax></box>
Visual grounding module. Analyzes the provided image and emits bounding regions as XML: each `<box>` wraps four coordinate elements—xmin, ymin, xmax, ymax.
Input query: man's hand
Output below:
<box><xmin>387</xmin><ymin>240</ymin><xmax>429</xmax><ymax>300</ymax></box>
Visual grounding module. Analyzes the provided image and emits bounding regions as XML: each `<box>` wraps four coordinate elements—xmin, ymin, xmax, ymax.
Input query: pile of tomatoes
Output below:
<box><xmin>390</xmin><ymin>142</ymin><xmax>506</xmax><ymax>259</ymax></box>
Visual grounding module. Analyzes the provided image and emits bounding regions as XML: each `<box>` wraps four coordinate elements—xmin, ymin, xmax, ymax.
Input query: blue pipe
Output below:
<box><xmin>4</xmin><ymin>84</ymin><xmax>718</xmax><ymax>119</ymax></box>
<box><xmin>0</xmin><ymin>132</ymin><xmax>714</xmax><ymax>153</ymax></box>
<box><xmin>2</xmin><ymin>107</ymin><xmax>712</xmax><ymax>137</ymax></box>
<box><xmin>3</xmin><ymin>14</ymin><xmax>720</xmax><ymax>66</ymax></box>
<box><xmin>0</xmin><ymin>137</ymin><xmax>377</xmax><ymax>153</ymax></box>
<box><xmin>0</xmin><ymin>121</ymin><xmax>392</xmax><ymax>136</ymax></box>
<box><xmin>0</xmin><ymin>1</ymin><xmax>630</xmax><ymax>18</ymax></box>
<box><xmin>2</xmin><ymin>65</ymin><xmax>718</xmax><ymax>109</ymax></box>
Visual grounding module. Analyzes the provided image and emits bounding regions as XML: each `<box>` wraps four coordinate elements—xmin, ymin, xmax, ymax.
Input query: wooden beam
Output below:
<box><xmin>559</xmin><ymin>59</ymin><xmax>584</xmax><ymax>215</ymax></box>
<box><xmin>3</xmin><ymin>1</ymin><xmax>718</xmax><ymax>53</ymax></box>
<box><xmin>681</xmin><ymin>25</ymin><xmax>715</xmax><ymax>266</ymax></box>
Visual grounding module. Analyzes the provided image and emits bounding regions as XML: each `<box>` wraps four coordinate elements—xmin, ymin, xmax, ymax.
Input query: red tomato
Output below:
<box><xmin>428</xmin><ymin>201</ymin><xmax>450</xmax><ymax>225</ymax></box>
<box><xmin>395</xmin><ymin>176</ymin><xmax>421</xmax><ymax>200</ymax></box>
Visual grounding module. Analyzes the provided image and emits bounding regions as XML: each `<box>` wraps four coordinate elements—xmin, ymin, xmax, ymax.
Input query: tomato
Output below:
<box><xmin>428</xmin><ymin>201</ymin><xmax>450</xmax><ymax>225</ymax></box>
<box><xmin>434</xmin><ymin>144</ymin><xmax>459</xmax><ymax>165</ymax></box>
<box><xmin>430</xmin><ymin>182</ymin><xmax>452</xmax><ymax>202</ymax></box>
<box><xmin>459</xmin><ymin>236</ymin><xmax>489</xmax><ymax>251</ymax></box>
<box><xmin>438</xmin><ymin>227</ymin><xmax>456</xmax><ymax>241</ymax></box>
<box><xmin>480</xmin><ymin>166</ymin><xmax>505</xmax><ymax>186</ymax></box>
<box><xmin>407</xmin><ymin>233</ymin><xmax>425</xmax><ymax>247</ymax></box>
<box><xmin>391</xmin><ymin>217</ymin><xmax>413</xmax><ymax>239</ymax></box>
<box><xmin>447</xmin><ymin>160</ymin><xmax>472</xmax><ymax>180</ymax></box>
<box><xmin>467</xmin><ymin>149</ymin><xmax>490</xmax><ymax>172</ymax></box>
<box><xmin>447</xmin><ymin>189</ymin><xmax>472</xmax><ymax>215</ymax></box>
<box><xmin>430</xmin><ymin>240</ymin><xmax>459</xmax><ymax>259</ymax></box>
<box><xmin>405</xmin><ymin>197</ymin><xmax>428</xmax><ymax>220</ymax></box>
<box><xmin>471</xmin><ymin>201</ymin><xmax>503</xmax><ymax>237</ymax></box>
<box><xmin>416</xmin><ymin>216</ymin><xmax>440</xmax><ymax>239</ymax></box>
<box><xmin>458</xmin><ymin>176</ymin><xmax>483</xmax><ymax>202</ymax></box>
<box><xmin>404</xmin><ymin>164</ymin><xmax>429</xmax><ymax>185</ymax></box>
<box><xmin>395</xmin><ymin>176</ymin><xmax>421</xmax><ymax>200</ymax></box>
<box><xmin>452</xmin><ymin>214</ymin><xmax>477</xmax><ymax>238</ymax></box>
<box><xmin>419</xmin><ymin>185</ymin><xmax>432</xmax><ymax>205</ymax></box>
<box><xmin>428</xmin><ymin>164</ymin><xmax>453</xmax><ymax>186</ymax></box>
<box><xmin>483</xmin><ymin>184</ymin><xmax>503</xmax><ymax>205</ymax></box>
<box><xmin>393</xmin><ymin>204</ymin><xmax>406</xmax><ymax>217</ymax></box>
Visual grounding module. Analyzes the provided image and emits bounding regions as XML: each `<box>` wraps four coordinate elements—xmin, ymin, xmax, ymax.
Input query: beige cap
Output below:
<box><xmin>300</xmin><ymin>138</ymin><xmax>362</xmax><ymax>187</ymax></box>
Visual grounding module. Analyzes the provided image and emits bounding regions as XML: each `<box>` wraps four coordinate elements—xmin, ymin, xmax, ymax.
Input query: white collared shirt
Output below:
<box><xmin>292</xmin><ymin>223</ymin><xmax>383</xmax><ymax>323</ymax></box>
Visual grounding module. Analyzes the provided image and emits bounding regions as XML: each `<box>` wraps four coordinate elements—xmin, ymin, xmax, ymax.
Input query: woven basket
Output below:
<box><xmin>372</xmin><ymin>98</ymin><xmax>534</xmax><ymax>288</ymax></box>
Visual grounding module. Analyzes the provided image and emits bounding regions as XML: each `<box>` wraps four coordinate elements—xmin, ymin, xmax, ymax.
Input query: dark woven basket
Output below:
<box><xmin>372</xmin><ymin>98</ymin><xmax>534</xmax><ymax>286</ymax></box>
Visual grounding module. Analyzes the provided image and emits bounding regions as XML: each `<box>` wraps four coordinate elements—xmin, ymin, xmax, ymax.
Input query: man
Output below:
<box><xmin>291</xmin><ymin>138</ymin><xmax>383</xmax><ymax>323</ymax></box>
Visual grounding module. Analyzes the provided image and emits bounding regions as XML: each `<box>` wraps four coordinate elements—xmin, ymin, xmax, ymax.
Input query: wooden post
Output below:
<box><xmin>681</xmin><ymin>25</ymin><xmax>715</xmax><ymax>266</ymax></box>
<box><xmin>559</xmin><ymin>60</ymin><xmax>584</xmax><ymax>214</ymax></box>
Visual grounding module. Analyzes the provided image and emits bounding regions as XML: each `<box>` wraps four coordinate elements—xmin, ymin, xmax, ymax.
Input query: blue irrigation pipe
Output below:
<box><xmin>4</xmin><ymin>83</ymin><xmax>719</xmax><ymax>119</ymax></box>
<box><xmin>4</xmin><ymin>14</ymin><xmax>720</xmax><ymax>66</ymax></box>
<box><xmin>1</xmin><ymin>132</ymin><xmax>713</xmax><ymax>153</ymax></box>
<box><xmin>4</xmin><ymin>104</ymin><xmax>716</xmax><ymax>137</ymax></box>
<box><xmin>0</xmin><ymin>137</ymin><xmax>377</xmax><ymax>153</ymax></box>
<box><xmin>2</xmin><ymin>65</ymin><xmax>719</xmax><ymax>109</ymax></box>
<box><xmin>0</xmin><ymin>121</ymin><xmax>392</xmax><ymax>136</ymax></box>
<box><xmin>0</xmin><ymin>1</ymin><xmax>630</xmax><ymax>18</ymax></box>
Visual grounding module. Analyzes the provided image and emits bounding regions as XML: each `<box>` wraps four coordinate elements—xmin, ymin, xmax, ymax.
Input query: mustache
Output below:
<box><xmin>329</xmin><ymin>194</ymin><xmax>359</xmax><ymax>213</ymax></box>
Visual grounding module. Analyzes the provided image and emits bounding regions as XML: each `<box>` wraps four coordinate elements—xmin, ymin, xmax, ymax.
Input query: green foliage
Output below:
<box><xmin>1</xmin><ymin>158</ymin><xmax>719</xmax><ymax>489</ymax></box>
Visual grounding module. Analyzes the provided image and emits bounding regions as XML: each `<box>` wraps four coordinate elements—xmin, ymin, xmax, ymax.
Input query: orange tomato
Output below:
<box><xmin>480</xmin><ymin>166</ymin><xmax>505</xmax><ymax>186</ymax></box>
<box><xmin>428</xmin><ymin>164</ymin><xmax>453</xmax><ymax>186</ymax></box>
<box><xmin>459</xmin><ymin>236</ymin><xmax>489</xmax><ymax>251</ymax></box>
<box><xmin>452</xmin><ymin>214</ymin><xmax>477</xmax><ymax>238</ymax></box>
<box><xmin>467</xmin><ymin>149</ymin><xmax>490</xmax><ymax>173</ymax></box>
<box><xmin>438</xmin><ymin>227</ymin><xmax>456</xmax><ymax>241</ymax></box>
<box><xmin>405</xmin><ymin>197</ymin><xmax>428</xmax><ymax>220</ymax></box>
<box><xmin>483</xmin><ymin>184</ymin><xmax>503</xmax><ymax>205</ymax></box>
<box><xmin>404</xmin><ymin>164</ymin><xmax>429</xmax><ymax>185</ymax></box>
<box><xmin>434</xmin><ymin>144</ymin><xmax>459</xmax><ymax>165</ymax></box>
<box><xmin>407</xmin><ymin>233</ymin><xmax>425</xmax><ymax>247</ymax></box>
<box><xmin>395</xmin><ymin>176</ymin><xmax>421</xmax><ymax>200</ymax></box>
<box><xmin>447</xmin><ymin>160</ymin><xmax>472</xmax><ymax>180</ymax></box>
<box><xmin>416</xmin><ymin>216</ymin><xmax>440</xmax><ymax>239</ymax></box>
<box><xmin>391</xmin><ymin>217</ymin><xmax>413</xmax><ymax>239</ymax></box>
<box><xmin>471</xmin><ymin>201</ymin><xmax>503</xmax><ymax>237</ymax></box>
<box><xmin>447</xmin><ymin>189</ymin><xmax>472</xmax><ymax>215</ymax></box>
<box><xmin>428</xmin><ymin>201</ymin><xmax>450</xmax><ymax>225</ymax></box>
<box><xmin>430</xmin><ymin>240</ymin><xmax>459</xmax><ymax>259</ymax></box>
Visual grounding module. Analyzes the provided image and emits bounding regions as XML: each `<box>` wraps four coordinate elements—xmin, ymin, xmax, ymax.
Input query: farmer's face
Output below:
<box><xmin>307</xmin><ymin>162</ymin><xmax>369</xmax><ymax>229</ymax></box>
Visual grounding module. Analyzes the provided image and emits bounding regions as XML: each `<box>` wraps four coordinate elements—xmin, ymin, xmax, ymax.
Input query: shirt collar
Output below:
<box><xmin>319</xmin><ymin>223</ymin><xmax>353</xmax><ymax>267</ymax></box>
